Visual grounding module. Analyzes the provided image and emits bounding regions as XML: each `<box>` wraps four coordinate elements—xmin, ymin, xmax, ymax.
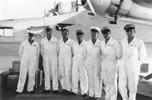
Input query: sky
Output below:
<box><xmin>0</xmin><ymin>0</ymin><xmax>56</xmax><ymax>20</ymax></box>
<box><xmin>0</xmin><ymin>0</ymin><xmax>76</xmax><ymax>20</ymax></box>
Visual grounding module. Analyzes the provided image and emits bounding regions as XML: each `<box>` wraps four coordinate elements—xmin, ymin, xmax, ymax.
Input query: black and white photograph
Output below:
<box><xmin>0</xmin><ymin>0</ymin><xmax>152</xmax><ymax>100</ymax></box>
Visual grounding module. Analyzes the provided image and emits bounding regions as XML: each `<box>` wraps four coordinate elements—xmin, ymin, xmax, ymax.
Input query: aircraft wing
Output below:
<box><xmin>0</xmin><ymin>7</ymin><xmax>85</xmax><ymax>30</ymax></box>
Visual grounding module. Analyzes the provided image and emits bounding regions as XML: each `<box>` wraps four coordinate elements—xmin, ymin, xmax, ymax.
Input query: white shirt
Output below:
<box><xmin>121</xmin><ymin>37</ymin><xmax>147</xmax><ymax>62</ymax></box>
<box><xmin>19</xmin><ymin>40</ymin><xmax>40</xmax><ymax>57</ymax></box>
<box><xmin>86</xmin><ymin>39</ymin><xmax>102</xmax><ymax>59</ymax></box>
<box><xmin>41</xmin><ymin>36</ymin><xmax>58</xmax><ymax>56</ymax></box>
<box><xmin>59</xmin><ymin>38</ymin><xmax>74</xmax><ymax>58</ymax></box>
<box><xmin>101</xmin><ymin>38</ymin><xmax>121</xmax><ymax>60</ymax></box>
<box><xmin>73</xmin><ymin>40</ymin><xmax>87</xmax><ymax>61</ymax></box>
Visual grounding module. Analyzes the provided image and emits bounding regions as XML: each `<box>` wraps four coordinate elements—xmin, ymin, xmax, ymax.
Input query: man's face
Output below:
<box><xmin>91</xmin><ymin>30</ymin><xmax>98</xmax><ymax>39</ymax></box>
<box><xmin>125</xmin><ymin>29</ymin><xmax>135</xmax><ymax>38</ymax></box>
<box><xmin>77</xmin><ymin>34</ymin><xmax>84</xmax><ymax>42</ymax></box>
<box><xmin>102</xmin><ymin>30</ymin><xmax>111</xmax><ymax>40</ymax></box>
<box><xmin>28</xmin><ymin>35</ymin><xmax>35</xmax><ymax>41</ymax></box>
<box><xmin>61</xmin><ymin>30</ymin><xmax>69</xmax><ymax>38</ymax></box>
<box><xmin>46</xmin><ymin>28</ymin><xmax>53</xmax><ymax>37</ymax></box>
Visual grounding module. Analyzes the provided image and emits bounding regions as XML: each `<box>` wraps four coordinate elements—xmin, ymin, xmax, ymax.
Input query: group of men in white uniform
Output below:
<box><xmin>16</xmin><ymin>24</ymin><xmax>147</xmax><ymax>100</ymax></box>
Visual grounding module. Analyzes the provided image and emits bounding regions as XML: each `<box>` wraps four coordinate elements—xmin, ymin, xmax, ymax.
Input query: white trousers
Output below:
<box><xmin>72</xmin><ymin>58</ymin><xmax>88</xmax><ymax>94</ymax></box>
<box><xmin>85</xmin><ymin>57</ymin><xmax>101</xmax><ymax>98</ymax></box>
<box><xmin>59</xmin><ymin>57</ymin><xmax>72</xmax><ymax>91</ymax></box>
<box><xmin>43</xmin><ymin>55</ymin><xmax>58</xmax><ymax>91</ymax></box>
<box><xmin>16</xmin><ymin>56</ymin><xmax>36</xmax><ymax>93</ymax></box>
<box><xmin>118</xmin><ymin>60</ymin><xmax>140</xmax><ymax>100</ymax></box>
<box><xmin>102</xmin><ymin>59</ymin><xmax>117</xmax><ymax>100</ymax></box>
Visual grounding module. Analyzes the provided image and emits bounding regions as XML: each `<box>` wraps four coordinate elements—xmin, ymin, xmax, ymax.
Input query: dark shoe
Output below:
<box><xmin>28</xmin><ymin>91</ymin><xmax>35</xmax><ymax>94</ymax></box>
<box><xmin>15</xmin><ymin>91</ymin><xmax>22</xmax><ymax>95</ymax></box>
<box><xmin>95</xmin><ymin>97</ymin><xmax>101</xmax><ymax>100</ymax></box>
<box><xmin>43</xmin><ymin>90</ymin><xmax>50</xmax><ymax>93</ymax></box>
<box><xmin>70</xmin><ymin>92</ymin><xmax>76</xmax><ymax>95</ymax></box>
<box><xmin>53</xmin><ymin>90</ymin><xmax>59</xmax><ymax>94</ymax></box>
<box><xmin>83</xmin><ymin>94</ymin><xmax>89</xmax><ymax>98</ymax></box>
<box><xmin>62</xmin><ymin>90</ymin><xmax>71</xmax><ymax>94</ymax></box>
<box><xmin>88</xmin><ymin>96</ymin><xmax>94</xmax><ymax>99</ymax></box>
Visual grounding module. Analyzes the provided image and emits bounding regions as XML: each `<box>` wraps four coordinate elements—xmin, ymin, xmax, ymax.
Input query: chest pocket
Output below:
<box><xmin>106</xmin><ymin>44</ymin><xmax>114</xmax><ymax>52</ymax></box>
<box><xmin>130</xmin><ymin>44</ymin><xmax>137</xmax><ymax>48</ymax></box>
<box><xmin>128</xmin><ymin>43</ymin><xmax>138</xmax><ymax>56</ymax></box>
<box><xmin>129</xmin><ymin>43</ymin><xmax>138</xmax><ymax>51</ymax></box>
<box><xmin>64</xmin><ymin>43</ymin><xmax>71</xmax><ymax>50</ymax></box>
<box><xmin>107</xmin><ymin>44</ymin><xmax>114</xmax><ymax>48</ymax></box>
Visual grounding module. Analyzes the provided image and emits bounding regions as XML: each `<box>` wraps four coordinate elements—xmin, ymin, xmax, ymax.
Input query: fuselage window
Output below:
<box><xmin>0</xmin><ymin>27</ymin><xmax>13</xmax><ymax>37</ymax></box>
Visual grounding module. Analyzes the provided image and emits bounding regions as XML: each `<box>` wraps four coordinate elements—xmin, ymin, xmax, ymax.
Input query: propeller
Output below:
<box><xmin>81</xmin><ymin>0</ymin><xmax>96</xmax><ymax>15</ymax></box>
<box><xmin>86</xmin><ymin>0</ymin><xmax>96</xmax><ymax>15</ymax></box>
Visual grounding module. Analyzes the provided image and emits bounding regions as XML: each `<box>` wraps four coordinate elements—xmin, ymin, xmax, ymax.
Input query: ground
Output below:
<box><xmin>1</xmin><ymin>82</ymin><xmax>152</xmax><ymax>100</ymax></box>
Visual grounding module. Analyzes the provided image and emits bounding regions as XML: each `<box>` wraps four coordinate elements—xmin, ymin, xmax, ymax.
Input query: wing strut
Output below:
<box><xmin>110</xmin><ymin>0</ymin><xmax>123</xmax><ymax>24</ymax></box>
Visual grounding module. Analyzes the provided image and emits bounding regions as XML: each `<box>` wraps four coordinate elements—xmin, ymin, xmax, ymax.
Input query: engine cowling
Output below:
<box><xmin>57</xmin><ymin>2</ymin><xmax>72</xmax><ymax>14</ymax></box>
<box><xmin>81</xmin><ymin>0</ymin><xmax>152</xmax><ymax>22</ymax></box>
<box><xmin>118</xmin><ymin>0</ymin><xmax>152</xmax><ymax>21</ymax></box>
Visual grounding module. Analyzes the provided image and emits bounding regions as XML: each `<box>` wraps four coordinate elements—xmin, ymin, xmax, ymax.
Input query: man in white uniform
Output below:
<box><xmin>118</xmin><ymin>24</ymin><xmax>147</xmax><ymax>100</ymax></box>
<box><xmin>85</xmin><ymin>26</ymin><xmax>102</xmax><ymax>99</ymax></box>
<box><xmin>16</xmin><ymin>32</ymin><xmax>40</xmax><ymax>94</ymax></box>
<box><xmin>59</xmin><ymin>28</ymin><xmax>74</xmax><ymax>94</ymax></box>
<box><xmin>72</xmin><ymin>30</ymin><xmax>88</xmax><ymax>97</ymax></box>
<box><xmin>100</xmin><ymin>26</ymin><xmax>122</xmax><ymax>100</ymax></box>
<box><xmin>41</xmin><ymin>26</ymin><xmax>59</xmax><ymax>93</ymax></box>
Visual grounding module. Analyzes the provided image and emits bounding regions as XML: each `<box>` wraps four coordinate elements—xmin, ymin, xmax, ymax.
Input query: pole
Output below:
<box><xmin>0</xmin><ymin>73</ymin><xmax>2</xmax><ymax>100</ymax></box>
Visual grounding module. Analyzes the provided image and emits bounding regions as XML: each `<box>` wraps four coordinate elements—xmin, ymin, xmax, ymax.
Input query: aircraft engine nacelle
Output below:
<box><xmin>55</xmin><ymin>24</ymin><xmax>63</xmax><ymax>31</ymax></box>
<box><xmin>118</xmin><ymin>0</ymin><xmax>152</xmax><ymax>21</ymax></box>
<box><xmin>57</xmin><ymin>2</ymin><xmax>72</xmax><ymax>14</ymax></box>
<box><xmin>81</xmin><ymin>0</ymin><xmax>152</xmax><ymax>24</ymax></box>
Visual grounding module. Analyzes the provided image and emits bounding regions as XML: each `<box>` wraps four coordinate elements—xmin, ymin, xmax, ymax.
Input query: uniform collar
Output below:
<box><xmin>76</xmin><ymin>40</ymin><xmax>85</xmax><ymax>45</ymax></box>
<box><xmin>26</xmin><ymin>40</ymin><xmax>36</xmax><ymax>45</ymax></box>
<box><xmin>104</xmin><ymin>37</ymin><xmax>112</xmax><ymax>45</ymax></box>
<box><xmin>89</xmin><ymin>39</ymin><xmax>99</xmax><ymax>46</ymax></box>
<box><xmin>61</xmin><ymin>38</ymin><xmax>71</xmax><ymax>44</ymax></box>
<box><xmin>45</xmin><ymin>36</ymin><xmax>55</xmax><ymax>42</ymax></box>
<box><xmin>126</xmin><ymin>37</ymin><xmax>136</xmax><ymax>45</ymax></box>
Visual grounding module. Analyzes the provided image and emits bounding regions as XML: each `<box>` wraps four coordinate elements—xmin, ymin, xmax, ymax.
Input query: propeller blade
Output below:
<box><xmin>76</xmin><ymin>0</ymin><xmax>79</xmax><ymax>12</ymax></box>
<box><xmin>88</xmin><ymin>12</ymin><xmax>95</xmax><ymax>16</ymax></box>
<box><xmin>87</xmin><ymin>0</ymin><xmax>96</xmax><ymax>15</ymax></box>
